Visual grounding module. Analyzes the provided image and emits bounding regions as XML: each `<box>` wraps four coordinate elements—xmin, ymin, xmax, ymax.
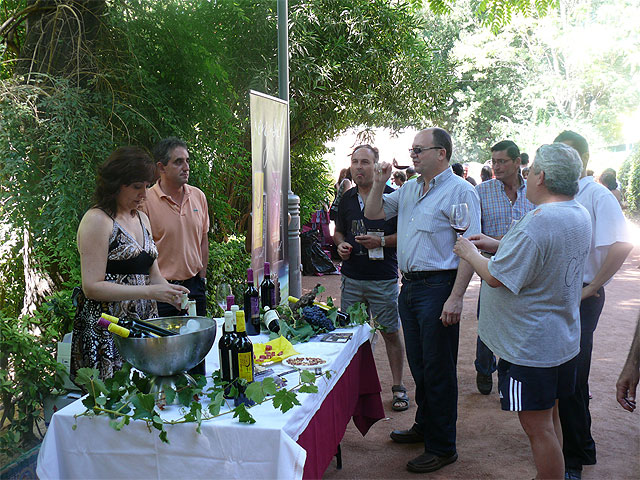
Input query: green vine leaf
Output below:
<box><xmin>245</xmin><ymin>381</ymin><xmax>266</xmax><ymax>404</ymax></box>
<box><xmin>300</xmin><ymin>370</ymin><xmax>316</xmax><ymax>384</ymax></box>
<box><xmin>131</xmin><ymin>393</ymin><xmax>156</xmax><ymax>420</ymax></box>
<box><xmin>272</xmin><ymin>390</ymin><xmax>301</xmax><ymax>413</ymax></box>
<box><xmin>233</xmin><ymin>403</ymin><xmax>256</xmax><ymax>424</ymax></box>
<box><xmin>164</xmin><ymin>387</ymin><xmax>177</xmax><ymax>405</ymax></box>
<box><xmin>298</xmin><ymin>385</ymin><xmax>319</xmax><ymax>394</ymax></box>
<box><xmin>207</xmin><ymin>391</ymin><xmax>225</xmax><ymax>416</ymax></box>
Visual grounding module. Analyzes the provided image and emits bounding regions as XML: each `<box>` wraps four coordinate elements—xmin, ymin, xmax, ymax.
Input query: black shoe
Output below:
<box><xmin>390</xmin><ymin>424</ymin><xmax>424</xmax><ymax>444</ymax></box>
<box><xmin>407</xmin><ymin>451</ymin><xmax>458</xmax><ymax>473</ymax></box>
<box><xmin>476</xmin><ymin>372</ymin><xmax>492</xmax><ymax>395</ymax></box>
<box><xmin>565</xmin><ymin>468</ymin><xmax>582</xmax><ymax>479</ymax></box>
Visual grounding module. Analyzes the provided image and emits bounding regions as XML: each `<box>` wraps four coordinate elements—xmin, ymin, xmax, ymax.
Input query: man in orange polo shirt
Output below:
<box><xmin>142</xmin><ymin>136</ymin><xmax>210</xmax><ymax>324</ymax></box>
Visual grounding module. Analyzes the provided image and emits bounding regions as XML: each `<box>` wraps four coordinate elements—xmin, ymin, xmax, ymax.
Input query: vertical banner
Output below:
<box><xmin>250</xmin><ymin>90</ymin><xmax>290</xmax><ymax>303</ymax></box>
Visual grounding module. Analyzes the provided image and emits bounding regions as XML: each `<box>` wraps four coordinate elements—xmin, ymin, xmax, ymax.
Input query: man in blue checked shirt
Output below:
<box><xmin>474</xmin><ymin>140</ymin><xmax>536</xmax><ymax>395</ymax></box>
<box><xmin>365</xmin><ymin>127</ymin><xmax>481</xmax><ymax>474</ymax></box>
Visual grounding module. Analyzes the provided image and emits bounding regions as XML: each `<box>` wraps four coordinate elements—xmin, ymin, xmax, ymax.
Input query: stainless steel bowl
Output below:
<box><xmin>113</xmin><ymin>316</ymin><xmax>217</xmax><ymax>376</ymax></box>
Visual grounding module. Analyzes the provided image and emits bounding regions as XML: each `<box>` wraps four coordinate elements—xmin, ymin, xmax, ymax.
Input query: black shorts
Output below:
<box><xmin>497</xmin><ymin>356</ymin><xmax>578</xmax><ymax>411</ymax></box>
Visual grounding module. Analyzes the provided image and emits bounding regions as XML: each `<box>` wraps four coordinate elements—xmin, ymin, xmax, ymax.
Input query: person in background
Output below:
<box><xmin>598</xmin><ymin>168</ymin><xmax>623</xmax><ymax>207</ymax></box>
<box><xmin>554</xmin><ymin>130</ymin><xmax>633</xmax><ymax>480</ymax></box>
<box><xmin>392</xmin><ymin>170</ymin><xmax>407</xmax><ymax>188</ymax></box>
<box><xmin>71</xmin><ymin>147</ymin><xmax>188</xmax><ymax>382</ymax></box>
<box><xmin>520</xmin><ymin>152</ymin><xmax>529</xmax><ymax>170</ymax></box>
<box><xmin>333</xmin><ymin>145</ymin><xmax>407</xmax><ymax>412</ymax></box>
<box><xmin>405</xmin><ymin>166</ymin><xmax>418</xmax><ymax>181</ymax></box>
<box><xmin>365</xmin><ymin>127</ymin><xmax>481</xmax><ymax>474</ymax></box>
<box><xmin>473</xmin><ymin>140</ymin><xmax>535</xmax><ymax>395</ymax></box>
<box><xmin>481</xmin><ymin>165</ymin><xmax>494</xmax><ymax>182</ymax></box>
<box><xmin>463</xmin><ymin>163</ymin><xmax>477</xmax><ymax>186</ymax></box>
<box><xmin>616</xmin><ymin>314</ymin><xmax>639</xmax><ymax>412</ymax></box>
<box><xmin>522</xmin><ymin>167</ymin><xmax>530</xmax><ymax>179</ymax></box>
<box><xmin>141</xmin><ymin>137</ymin><xmax>210</xmax><ymax>375</ymax></box>
<box><xmin>330</xmin><ymin>167</ymin><xmax>353</xmax><ymax>220</ymax></box>
<box><xmin>454</xmin><ymin>143</ymin><xmax>591</xmax><ymax>480</ymax></box>
<box><xmin>452</xmin><ymin>163</ymin><xmax>464</xmax><ymax>177</ymax></box>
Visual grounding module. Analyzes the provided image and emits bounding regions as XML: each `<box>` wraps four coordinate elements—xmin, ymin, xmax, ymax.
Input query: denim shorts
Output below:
<box><xmin>340</xmin><ymin>276</ymin><xmax>400</xmax><ymax>333</ymax></box>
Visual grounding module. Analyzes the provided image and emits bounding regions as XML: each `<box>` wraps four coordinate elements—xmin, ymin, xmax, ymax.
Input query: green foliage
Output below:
<box><xmin>73</xmin><ymin>364</ymin><xmax>320</xmax><ymax>443</ymax></box>
<box><xmin>206</xmin><ymin>236</ymin><xmax>251</xmax><ymax>316</ymax></box>
<box><xmin>619</xmin><ymin>148</ymin><xmax>640</xmax><ymax>215</ymax></box>
<box><xmin>0</xmin><ymin>312</ymin><xmax>67</xmax><ymax>455</ymax></box>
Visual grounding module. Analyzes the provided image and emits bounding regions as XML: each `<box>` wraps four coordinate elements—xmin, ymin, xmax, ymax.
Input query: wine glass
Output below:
<box><xmin>351</xmin><ymin>219</ymin><xmax>368</xmax><ymax>255</ymax></box>
<box><xmin>215</xmin><ymin>283</ymin><xmax>233</xmax><ymax>313</ymax></box>
<box><xmin>450</xmin><ymin>203</ymin><xmax>470</xmax><ymax>237</ymax></box>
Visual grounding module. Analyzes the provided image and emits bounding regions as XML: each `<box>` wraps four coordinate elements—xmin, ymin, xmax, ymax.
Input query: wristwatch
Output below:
<box><xmin>380</xmin><ymin>236</ymin><xmax>386</xmax><ymax>247</ymax></box>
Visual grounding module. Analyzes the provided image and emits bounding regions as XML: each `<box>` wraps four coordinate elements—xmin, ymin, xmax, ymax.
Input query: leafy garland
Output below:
<box><xmin>72</xmin><ymin>290</ymin><xmax>372</xmax><ymax>443</ymax></box>
<box><xmin>73</xmin><ymin>363</ymin><xmax>328</xmax><ymax>443</ymax></box>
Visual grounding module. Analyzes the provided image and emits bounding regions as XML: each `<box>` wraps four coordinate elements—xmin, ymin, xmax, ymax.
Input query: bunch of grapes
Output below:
<box><xmin>302</xmin><ymin>306</ymin><xmax>335</xmax><ymax>332</ymax></box>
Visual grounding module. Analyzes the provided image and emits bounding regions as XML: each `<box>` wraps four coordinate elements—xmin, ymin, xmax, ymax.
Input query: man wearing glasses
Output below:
<box><xmin>364</xmin><ymin>127</ymin><xmax>481</xmax><ymax>473</ymax></box>
<box><xmin>473</xmin><ymin>140</ymin><xmax>536</xmax><ymax>395</ymax></box>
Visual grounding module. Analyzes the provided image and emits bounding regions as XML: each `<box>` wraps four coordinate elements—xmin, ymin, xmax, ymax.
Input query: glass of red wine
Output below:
<box><xmin>450</xmin><ymin>203</ymin><xmax>470</xmax><ymax>237</ymax></box>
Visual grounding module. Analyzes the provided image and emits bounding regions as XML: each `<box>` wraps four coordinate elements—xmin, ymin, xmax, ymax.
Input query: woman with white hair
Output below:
<box><xmin>453</xmin><ymin>143</ymin><xmax>592</xmax><ymax>479</ymax></box>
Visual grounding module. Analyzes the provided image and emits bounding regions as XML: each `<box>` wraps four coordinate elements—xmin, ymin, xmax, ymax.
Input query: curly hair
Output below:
<box><xmin>93</xmin><ymin>146</ymin><xmax>156</xmax><ymax>217</ymax></box>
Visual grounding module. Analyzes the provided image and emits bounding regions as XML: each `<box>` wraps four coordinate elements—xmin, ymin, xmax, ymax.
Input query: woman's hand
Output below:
<box><xmin>337</xmin><ymin>241</ymin><xmax>353</xmax><ymax>260</ymax></box>
<box><xmin>453</xmin><ymin>236</ymin><xmax>479</xmax><ymax>261</ymax></box>
<box><xmin>468</xmin><ymin>233</ymin><xmax>500</xmax><ymax>254</ymax></box>
<box><xmin>149</xmin><ymin>284</ymin><xmax>190</xmax><ymax>310</ymax></box>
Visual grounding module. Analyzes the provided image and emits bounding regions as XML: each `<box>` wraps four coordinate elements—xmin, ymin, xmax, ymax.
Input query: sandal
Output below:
<box><xmin>392</xmin><ymin>385</ymin><xmax>409</xmax><ymax>411</ymax></box>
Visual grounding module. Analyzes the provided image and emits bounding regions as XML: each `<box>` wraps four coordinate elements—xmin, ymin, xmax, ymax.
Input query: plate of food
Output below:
<box><xmin>282</xmin><ymin>354</ymin><xmax>328</xmax><ymax>371</ymax></box>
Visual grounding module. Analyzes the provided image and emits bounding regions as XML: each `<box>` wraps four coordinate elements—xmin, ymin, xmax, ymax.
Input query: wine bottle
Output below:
<box><xmin>96</xmin><ymin>317</ymin><xmax>155</xmax><ymax>338</ymax></box>
<box><xmin>218</xmin><ymin>310</ymin><xmax>236</xmax><ymax>397</ymax></box>
<box><xmin>262</xmin><ymin>306</ymin><xmax>280</xmax><ymax>334</ymax></box>
<box><xmin>100</xmin><ymin>313</ymin><xmax>176</xmax><ymax>337</ymax></box>
<box><xmin>243</xmin><ymin>268</ymin><xmax>260</xmax><ymax>336</ymax></box>
<box><xmin>231</xmin><ymin>310</ymin><xmax>254</xmax><ymax>385</ymax></box>
<box><xmin>226</xmin><ymin>295</ymin><xmax>235</xmax><ymax>311</ymax></box>
<box><xmin>288</xmin><ymin>296</ymin><xmax>351</xmax><ymax>326</ymax></box>
<box><xmin>260</xmin><ymin>262</ymin><xmax>276</xmax><ymax>310</ymax></box>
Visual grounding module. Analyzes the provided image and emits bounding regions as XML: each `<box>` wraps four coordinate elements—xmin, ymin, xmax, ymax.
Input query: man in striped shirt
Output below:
<box><xmin>474</xmin><ymin>140</ymin><xmax>536</xmax><ymax>395</ymax></box>
<box><xmin>365</xmin><ymin>127</ymin><xmax>481</xmax><ymax>473</ymax></box>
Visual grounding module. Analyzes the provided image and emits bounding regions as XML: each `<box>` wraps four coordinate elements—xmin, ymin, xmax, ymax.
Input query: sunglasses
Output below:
<box><xmin>409</xmin><ymin>146</ymin><xmax>443</xmax><ymax>155</ymax></box>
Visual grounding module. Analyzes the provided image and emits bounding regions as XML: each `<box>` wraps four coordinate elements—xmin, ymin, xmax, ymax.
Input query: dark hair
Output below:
<box><xmin>351</xmin><ymin>144</ymin><xmax>379</xmax><ymax>162</ymax></box>
<box><xmin>481</xmin><ymin>165</ymin><xmax>493</xmax><ymax>181</ymax></box>
<box><xmin>93</xmin><ymin>146</ymin><xmax>156</xmax><ymax>217</ymax></box>
<box><xmin>491</xmin><ymin>140</ymin><xmax>520</xmax><ymax>161</ymax></box>
<box><xmin>451</xmin><ymin>163</ymin><xmax>464</xmax><ymax>177</ymax></box>
<box><xmin>406</xmin><ymin>166</ymin><xmax>416</xmax><ymax>176</ymax></box>
<box><xmin>152</xmin><ymin>137</ymin><xmax>188</xmax><ymax>166</ymax></box>
<box><xmin>599</xmin><ymin>168</ymin><xmax>618</xmax><ymax>190</ymax></box>
<box><xmin>432</xmin><ymin>128</ymin><xmax>452</xmax><ymax>161</ymax></box>
<box><xmin>520</xmin><ymin>153</ymin><xmax>529</xmax><ymax>166</ymax></box>
<box><xmin>338</xmin><ymin>167</ymin><xmax>352</xmax><ymax>183</ymax></box>
<box><xmin>393</xmin><ymin>170</ymin><xmax>407</xmax><ymax>182</ymax></box>
<box><xmin>554</xmin><ymin>131</ymin><xmax>589</xmax><ymax>156</ymax></box>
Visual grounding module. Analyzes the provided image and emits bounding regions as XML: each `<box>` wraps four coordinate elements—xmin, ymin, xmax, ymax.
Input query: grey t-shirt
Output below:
<box><xmin>479</xmin><ymin>200</ymin><xmax>592</xmax><ymax>367</ymax></box>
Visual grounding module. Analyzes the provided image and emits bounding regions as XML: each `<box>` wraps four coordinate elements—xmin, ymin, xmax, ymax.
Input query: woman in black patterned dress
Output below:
<box><xmin>70</xmin><ymin>147</ymin><xmax>189</xmax><ymax>381</ymax></box>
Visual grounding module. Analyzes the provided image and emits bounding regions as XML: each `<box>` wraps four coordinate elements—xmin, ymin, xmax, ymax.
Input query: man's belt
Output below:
<box><xmin>401</xmin><ymin>269</ymin><xmax>457</xmax><ymax>281</ymax></box>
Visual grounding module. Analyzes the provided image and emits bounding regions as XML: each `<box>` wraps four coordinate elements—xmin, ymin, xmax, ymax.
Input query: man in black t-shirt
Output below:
<box><xmin>333</xmin><ymin>144</ymin><xmax>408</xmax><ymax>412</ymax></box>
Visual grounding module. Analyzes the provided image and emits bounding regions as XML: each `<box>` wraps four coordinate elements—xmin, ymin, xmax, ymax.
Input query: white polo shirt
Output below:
<box><xmin>575</xmin><ymin>176</ymin><xmax>631</xmax><ymax>284</ymax></box>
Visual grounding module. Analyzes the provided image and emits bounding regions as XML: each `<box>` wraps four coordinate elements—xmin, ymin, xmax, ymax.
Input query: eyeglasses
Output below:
<box><xmin>409</xmin><ymin>146</ymin><xmax>443</xmax><ymax>155</ymax></box>
<box><xmin>491</xmin><ymin>158</ymin><xmax>514</xmax><ymax>166</ymax></box>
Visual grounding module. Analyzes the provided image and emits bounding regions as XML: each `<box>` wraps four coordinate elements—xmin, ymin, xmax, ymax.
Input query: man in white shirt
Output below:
<box><xmin>554</xmin><ymin>131</ymin><xmax>633</xmax><ymax>480</ymax></box>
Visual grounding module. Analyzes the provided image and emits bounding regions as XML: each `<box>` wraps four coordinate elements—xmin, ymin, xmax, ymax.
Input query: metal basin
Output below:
<box><xmin>113</xmin><ymin>316</ymin><xmax>217</xmax><ymax>376</ymax></box>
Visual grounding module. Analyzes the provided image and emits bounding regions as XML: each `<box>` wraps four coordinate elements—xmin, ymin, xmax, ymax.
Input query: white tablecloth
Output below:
<box><xmin>36</xmin><ymin>324</ymin><xmax>373</xmax><ymax>479</ymax></box>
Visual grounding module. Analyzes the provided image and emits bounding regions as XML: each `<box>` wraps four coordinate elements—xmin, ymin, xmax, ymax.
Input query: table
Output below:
<box><xmin>36</xmin><ymin>324</ymin><xmax>384</xmax><ymax>479</ymax></box>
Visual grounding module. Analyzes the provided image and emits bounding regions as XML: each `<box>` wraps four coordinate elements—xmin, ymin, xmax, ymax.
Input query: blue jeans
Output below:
<box><xmin>474</xmin><ymin>290</ymin><xmax>497</xmax><ymax>376</ymax></box>
<box><xmin>559</xmin><ymin>285</ymin><xmax>605</xmax><ymax>470</ymax></box>
<box><xmin>398</xmin><ymin>271</ymin><xmax>458</xmax><ymax>456</ymax></box>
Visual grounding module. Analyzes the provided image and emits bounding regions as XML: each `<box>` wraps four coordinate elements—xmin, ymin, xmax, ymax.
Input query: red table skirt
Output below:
<box><xmin>297</xmin><ymin>340</ymin><xmax>385</xmax><ymax>479</ymax></box>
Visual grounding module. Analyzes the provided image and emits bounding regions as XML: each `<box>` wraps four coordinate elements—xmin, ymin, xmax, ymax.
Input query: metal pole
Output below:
<box><xmin>278</xmin><ymin>0</ymin><xmax>302</xmax><ymax>297</ymax></box>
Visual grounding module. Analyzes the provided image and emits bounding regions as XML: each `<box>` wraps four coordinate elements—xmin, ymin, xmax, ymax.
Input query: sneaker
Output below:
<box><xmin>565</xmin><ymin>468</ymin><xmax>582</xmax><ymax>479</ymax></box>
<box><xmin>476</xmin><ymin>372</ymin><xmax>492</xmax><ymax>395</ymax></box>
